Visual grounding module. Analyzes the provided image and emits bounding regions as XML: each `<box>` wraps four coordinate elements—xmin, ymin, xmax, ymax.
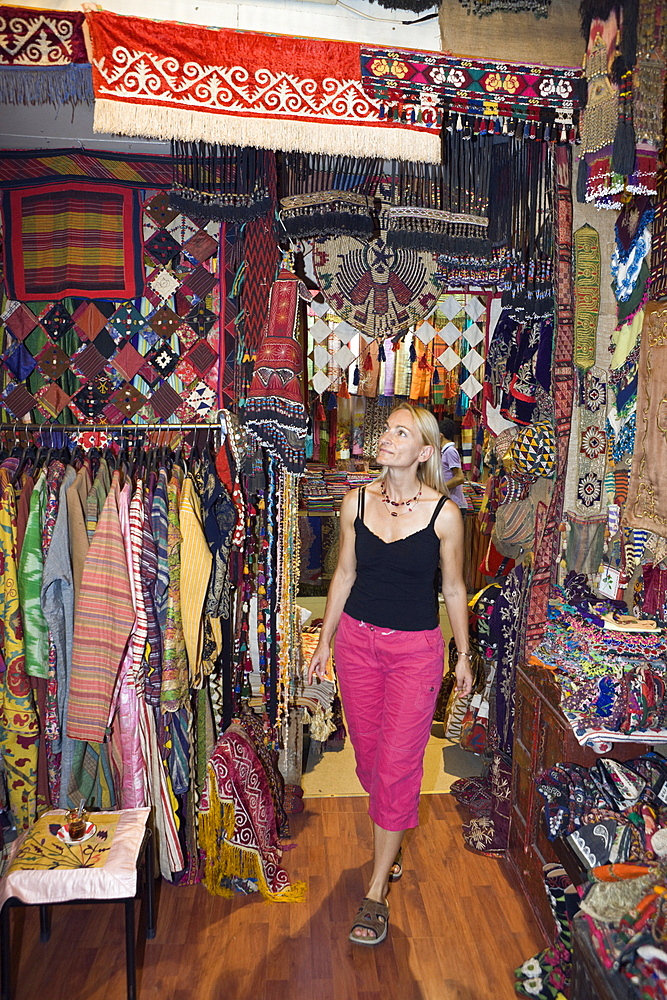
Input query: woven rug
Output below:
<box><xmin>360</xmin><ymin>47</ymin><xmax>582</xmax><ymax>142</ymax></box>
<box><xmin>312</xmin><ymin>235</ymin><xmax>443</xmax><ymax>338</ymax></box>
<box><xmin>1</xmin><ymin>181</ymin><xmax>144</xmax><ymax>302</ymax></box>
<box><xmin>87</xmin><ymin>10</ymin><xmax>440</xmax><ymax>163</ymax></box>
<box><xmin>573</xmin><ymin>224</ymin><xmax>600</xmax><ymax>372</ymax></box>
<box><xmin>0</xmin><ymin>5</ymin><xmax>91</xmax><ymax>105</ymax></box>
<box><xmin>625</xmin><ymin>302</ymin><xmax>667</xmax><ymax>539</ymax></box>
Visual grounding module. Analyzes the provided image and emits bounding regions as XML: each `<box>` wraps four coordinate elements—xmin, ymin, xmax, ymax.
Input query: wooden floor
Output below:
<box><xmin>5</xmin><ymin>795</ymin><xmax>544</xmax><ymax>1000</ymax></box>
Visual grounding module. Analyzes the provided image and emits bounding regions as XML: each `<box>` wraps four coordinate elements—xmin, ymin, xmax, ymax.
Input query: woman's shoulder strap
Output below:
<box><xmin>357</xmin><ymin>486</ymin><xmax>366</xmax><ymax>520</ymax></box>
<box><xmin>430</xmin><ymin>494</ymin><xmax>448</xmax><ymax>525</ymax></box>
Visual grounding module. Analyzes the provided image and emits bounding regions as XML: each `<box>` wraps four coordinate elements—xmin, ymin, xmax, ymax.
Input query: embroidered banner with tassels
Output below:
<box><xmin>86</xmin><ymin>9</ymin><xmax>440</xmax><ymax>163</ymax></box>
<box><xmin>0</xmin><ymin>5</ymin><xmax>92</xmax><ymax>106</ymax></box>
<box><xmin>360</xmin><ymin>47</ymin><xmax>582</xmax><ymax>142</ymax></box>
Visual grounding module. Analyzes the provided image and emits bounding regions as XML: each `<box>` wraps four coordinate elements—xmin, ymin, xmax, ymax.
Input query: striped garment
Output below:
<box><xmin>2</xmin><ymin>181</ymin><xmax>144</xmax><ymax>301</ymax></box>
<box><xmin>161</xmin><ymin>472</ymin><xmax>188</xmax><ymax>713</ymax></box>
<box><xmin>67</xmin><ymin>471</ymin><xmax>135</xmax><ymax>742</ymax></box>
<box><xmin>179</xmin><ymin>475</ymin><xmax>213</xmax><ymax>689</ymax></box>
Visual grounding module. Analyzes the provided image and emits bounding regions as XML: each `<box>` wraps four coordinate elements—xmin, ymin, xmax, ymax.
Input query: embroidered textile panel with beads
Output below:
<box><xmin>1</xmin><ymin>189</ymin><xmax>231</xmax><ymax>424</ymax></box>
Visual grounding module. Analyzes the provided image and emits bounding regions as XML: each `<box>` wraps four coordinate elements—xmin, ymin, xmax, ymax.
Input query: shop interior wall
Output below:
<box><xmin>439</xmin><ymin>0</ymin><xmax>583</xmax><ymax>67</ymax></box>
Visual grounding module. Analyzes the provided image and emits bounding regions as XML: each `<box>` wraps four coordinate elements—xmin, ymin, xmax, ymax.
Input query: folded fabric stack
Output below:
<box><xmin>536</xmin><ymin>755</ymin><xmax>667</xmax><ymax>1000</ymax></box>
<box><xmin>300</xmin><ymin>471</ymin><xmax>335</xmax><ymax>515</ymax></box>
<box><xmin>462</xmin><ymin>481</ymin><xmax>485</xmax><ymax>513</ymax></box>
<box><xmin>530</xmin><ymin>593</ymin><xmax>667</xmax><ymax>747</ymax></box>
<box><xmin>323</xmin><ymin>471</ymin><xmax>350</xmax><ymax>510</ymax></box>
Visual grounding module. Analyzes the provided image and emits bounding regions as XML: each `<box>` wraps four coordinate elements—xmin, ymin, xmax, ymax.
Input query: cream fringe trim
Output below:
<box><xmin>94</xmin><ymin>99</ymin><xmax>441</xmax><ymax>164</ymax></box>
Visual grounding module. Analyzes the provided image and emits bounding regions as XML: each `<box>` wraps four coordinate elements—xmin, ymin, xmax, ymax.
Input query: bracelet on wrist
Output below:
<box><xmin>456</xmin><ymin>650</ymin><xmax>471</xmax><ymax>658</ymax></box>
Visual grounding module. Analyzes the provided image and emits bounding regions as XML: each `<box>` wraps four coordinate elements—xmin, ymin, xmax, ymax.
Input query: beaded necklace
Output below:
<box><xmin>380</xmin><ymin>478</ymin><xmax>422</xmax><ymax>516</ymax></box>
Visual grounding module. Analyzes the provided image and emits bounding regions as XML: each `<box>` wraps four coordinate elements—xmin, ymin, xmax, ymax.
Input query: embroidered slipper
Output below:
<box><xmin>388</xmin><ymin>848</ymin><xmax>403</xmax><ymax>882</ymax></box>
<box><xmin>349</xmin><ymin>897</ymin><xmax>389</xmax><ymax>946</ymax></box>
<box><xmin>602</xmin><ymin>612</ymin><xmax>660</xmax><ymax>633</ymax></box>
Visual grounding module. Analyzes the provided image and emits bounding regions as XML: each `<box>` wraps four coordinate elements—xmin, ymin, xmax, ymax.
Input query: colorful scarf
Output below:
<box><xmin>0</xmin><ymin>147</ymin><xmax>172</xmax><ymax>189</ymax></box>
<box><xmin>573</xmin><ymin>224</ymin><xmax>601</xmax><ymax>371</ymax></box>
<box><xmin>86</xmin><ymin>10</ymin><xmax>440</xmax><ymax>163</ymax></box>
<box><xmin>199</xmin><ymin>727</ymin><xmax>305</xmax><ymax>901</ymax></box>
<box><xmin>0</xmin><ymin>6</ymin><xmax>91</xmax><ymax>106</ymax></box>
<box><xmin>361</xmin><ymin>47</ymin><xmax>582</xmax><ymax>142</ymax></box>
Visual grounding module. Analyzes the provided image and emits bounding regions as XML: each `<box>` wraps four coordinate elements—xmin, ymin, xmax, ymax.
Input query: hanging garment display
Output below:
<box><xmin>278</xmin><ymin>153</ymin><xmax>381</xmax><ymax>239</ymax></box>
<box><xmin>360</xmin><ymin>46</ymin><xmax>582</xmax><ymax>142</ymax></box>
<box><xmin>0</xmin><ymin>5</ymin><xmax>91</xmax><ymax>106</ymax></box>
<box><xmin>312</xmin><ymin>235</ymin><xmax>444</xmax><ymax>339</ymax></box>
<box><xmin>572</xmin><ymin>224</ymin><xmax>601</xmax><ymax>371</ymax></box>
<box><xmin>86</xmin><ymin>10</ymin><xmax>441</xmax><ymax>163</ymax></box>
<box><xmin>243</xmin><ymin>269</ymin><xmax>310</xmax><ymax>474</ymax></box>
<box><xmin>170</xmin><ymin>142</ymin><xmax>274</xmax><ymax>223</ymax></box>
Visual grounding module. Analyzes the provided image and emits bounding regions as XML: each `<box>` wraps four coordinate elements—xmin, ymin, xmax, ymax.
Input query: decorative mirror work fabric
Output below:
<box><xmin>360</xmin><ymin>47</ymin><xmax>582</xmax><ymax>142</ymax></box>
<box><xmin>86</xmin><ymin>10</ymin><xmax>440</xmax><ymax>163</ymax></box>
<box><xmin>0</xmin><ymin>188</ymin><xmax>228</xmax><ymax>425</ymax></box>
<box><xmin>2</xmin><ymin>182</ymin><xmax>144</xmax><ymax>302</ymax></box>
<box><xmin>312</xmin><ymin>236</ymin><xmax>444</xmax><ymax>338</ymax></box>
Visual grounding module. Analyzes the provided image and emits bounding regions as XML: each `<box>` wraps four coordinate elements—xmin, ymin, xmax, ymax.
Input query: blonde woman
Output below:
<box><xmin>308</xmin><ymin>402</ymin><xmax>472</xmax><ymax>946</ymax></box>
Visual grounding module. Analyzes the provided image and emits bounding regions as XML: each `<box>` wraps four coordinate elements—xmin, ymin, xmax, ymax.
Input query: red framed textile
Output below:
<box><xmin>1</xmin><ymin>181</ymin><xmax>144</xmax><ymax>301</ymax></box>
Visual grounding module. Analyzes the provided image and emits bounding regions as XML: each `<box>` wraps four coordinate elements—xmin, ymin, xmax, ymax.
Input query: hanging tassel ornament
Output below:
<box><xmin>327</xmin><ymin>392</ymin><xmax>337</xmax><ymax>411</ymax></box>
<box><xmin>363</xmin><ymin>352</ymin><xmax>373</xmax><ymax>371</ymax></box>
<box><xmin>338</xmin><ymin>379</ymin><xmax>350</xmax><ymax>399</ymax></box>
<box><xmin>409</xmin><ymin>341</ymin><xmax>417</xmax><ymax>364</ymax></box>
<box><xmin>378</xmin><ymin>340</ymin><xmax>386</xmax><ymax>363</ymax></box>
<box><xmin>315</xmin><ymin>398</ymin><xmax>326</xmax><ymax>421</ymax></box>
<box><xmin>433</xmin><ymin>367</ymin><xmax>440</xmax><ymax>384</ymax></box>
<box><xmin>353</xmin><ymin>365</ymin><xmax>360</xmax><ymax>386</ymax></box>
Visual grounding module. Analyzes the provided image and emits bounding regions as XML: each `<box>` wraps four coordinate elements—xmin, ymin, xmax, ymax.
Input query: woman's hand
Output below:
<box><xmin>455</xmin><ymin>656</ymin><xmax>473</xmax><ymax>698</ymax></box>
<box><xmin>308</xmin><ymin>640</ymin><xmax>331</xmax><ymax>684</ymax></box>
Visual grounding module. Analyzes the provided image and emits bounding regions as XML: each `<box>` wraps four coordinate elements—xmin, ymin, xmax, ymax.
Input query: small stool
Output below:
<box><xmin>0</xmin><ymin>808</ymin><xmax>155</xmax><ymax>1000</ymax></box>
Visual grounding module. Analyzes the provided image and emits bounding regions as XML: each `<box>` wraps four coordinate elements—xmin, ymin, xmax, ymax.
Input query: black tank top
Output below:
<box><xmin>343</xmin><ymin>487</ymin><xmax>448</xmax><ymax>632</ymax></box>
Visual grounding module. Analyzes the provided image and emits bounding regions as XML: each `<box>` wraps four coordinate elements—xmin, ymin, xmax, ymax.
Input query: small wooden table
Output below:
<box><xmin>0</xmin><ymin>808</ymin><xmax>155</xmax><ymax>1000</ymax></box>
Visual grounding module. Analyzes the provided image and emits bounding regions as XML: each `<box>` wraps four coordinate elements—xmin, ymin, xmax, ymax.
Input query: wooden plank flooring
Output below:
<box><xmin>5</xmin><ymin>795</ymin><xmax>544</xmax><ymax>1000</ymax></box>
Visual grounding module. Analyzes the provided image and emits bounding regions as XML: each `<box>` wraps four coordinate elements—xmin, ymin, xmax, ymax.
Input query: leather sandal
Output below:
<box><xmin>349</xmin><ymin>897</ymin><xmax>389</xmax><ymax>945</ymax></box>
<box><xmin>388</xmin><ymin>848</ymin><xmax>403</xmax><ymax>882</ymax></box>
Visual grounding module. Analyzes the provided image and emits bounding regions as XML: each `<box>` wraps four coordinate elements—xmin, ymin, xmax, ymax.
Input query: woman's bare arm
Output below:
<box><xmin>437</xmin><ymin>501</ymin><xmax>473</xmax><ymax>696</ymax></box>
<box><xmin>307</xmin><ymin>488</ymin><xmax>358</xmax><ymax>682</ymax></box>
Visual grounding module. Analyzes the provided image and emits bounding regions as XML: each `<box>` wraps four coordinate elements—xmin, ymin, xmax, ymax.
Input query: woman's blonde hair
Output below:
<box><xmin>379</xmin><ymin>402</ymin><xmax>447</xmax><ymax>495</ymax></box>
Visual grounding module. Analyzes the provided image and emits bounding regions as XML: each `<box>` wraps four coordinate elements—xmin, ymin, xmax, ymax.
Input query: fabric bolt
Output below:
<box><xmin>179</xmin><ymin>476</ymin><xmax>213</xmax><ymax>689</ymax></box>
<box><xmin>68</xmin><ymin>471</ymin><xmax>135</xmax><ymax>742</ymax></box>
<box><xmin>17</xmin><ymin>471</ymin><xmax>48</xmax><ymax>680</ymax></box>
<box><xmin>335</xmin><ymin>612</ymin><xmax>443</xmax><ymax>831</ymax></box>
<box><xmin>0</xmin><ymin>469</ymin><xmax>39</xmax><ymax>829</ymax></box>
<box><xmin>65</xmin><ymin>464</ymin><xmax>92</xmax><ymax>612</ymax></box>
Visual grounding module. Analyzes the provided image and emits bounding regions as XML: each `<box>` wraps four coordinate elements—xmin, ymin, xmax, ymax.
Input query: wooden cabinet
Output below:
<box><xmin>508</xmin><ymin>663</ymin><xmax>649</xmax><ymax>936</ymax></box>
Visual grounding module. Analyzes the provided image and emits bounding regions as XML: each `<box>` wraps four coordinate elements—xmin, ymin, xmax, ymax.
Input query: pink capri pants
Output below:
<box><xmin>334</xmin><ymin>611</ymin><xmax>445</xmax><ymax>831</ymax></box>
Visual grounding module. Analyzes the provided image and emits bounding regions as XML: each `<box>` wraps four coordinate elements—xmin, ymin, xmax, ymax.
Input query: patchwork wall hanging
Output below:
<box><xmin>86</xmin><ymin>10</ymin><xmax>440</xmax><ymax>163</ymax></box>
<box><xmin>0</xmin><ymin>5</ymin><xmax>92</xmax><ymax>106</ymax></box>
<box><xmin>573</xmin><ymin>224</ymin><xmax>601</xmax><ymax>371</ymax></box>
<box><xmin>360</xmin><ymin>46</ymin><xmax>582</xmax><ymax>142</ymax></box>
<box><xmin>1</xmin><ymin>181</ymin><xmax>144</xmax><ymax>302</ymax></box>
<box><xmin>312</xmin><ymin>235</ymin><xmax>444</xmax><ymax>339</ymax></box>
<box><xmin>1</xmin><ymin>184</ymin><xmax>230</xmax><ymax>425</ymax></box>
<box><xmin>625</xmin><ymin>302</ymin><xmax>667</xmax><ymax>538</ymax></box>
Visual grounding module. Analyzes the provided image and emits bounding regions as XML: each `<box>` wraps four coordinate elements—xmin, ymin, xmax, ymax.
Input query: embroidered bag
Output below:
<box><xmin>510</xmin><ymin>420</ymin><xmax>556</xmax><ymax>477</ymax></box>
<box><xmin>492</xmin><ymin>497</ymin><xmax>536</xmax><ymax>558</ymax></box>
